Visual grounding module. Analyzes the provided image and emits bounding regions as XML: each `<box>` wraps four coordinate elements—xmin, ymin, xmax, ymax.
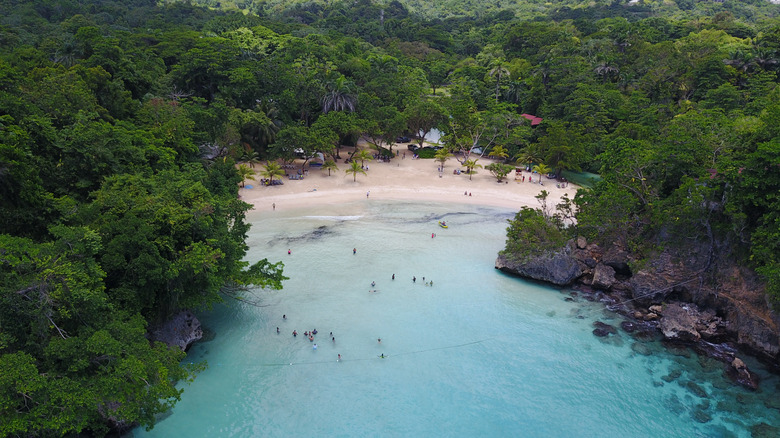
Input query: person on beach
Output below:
<box><xmin>366</xmin><ymin>191</ymin><xmax>370</xmax><ymax>198</ymax></box>
<box><xmin>272</xmin><ymin>203</ymin><xmax>275</xmax><ymax>210</ymax></box>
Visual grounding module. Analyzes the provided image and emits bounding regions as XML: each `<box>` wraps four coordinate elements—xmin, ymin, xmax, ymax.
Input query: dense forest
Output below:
<box><xmin>1</xmin><ymin>0</ymin><xmax>779</xmax><ymax>435</ymax></box>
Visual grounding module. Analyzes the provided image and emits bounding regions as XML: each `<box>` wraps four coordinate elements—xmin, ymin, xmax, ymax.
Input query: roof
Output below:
<box><xmin>520</xmin><ymin>113</ymin><xmax>543</xmax><ymax>126</ymax></box>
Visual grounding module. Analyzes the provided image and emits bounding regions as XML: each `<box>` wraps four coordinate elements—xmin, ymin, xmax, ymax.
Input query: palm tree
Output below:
<box><xmin>256</xmin><ymin>101</ymin><xmax>282</xmax><ymax>146</ymax></box>
<box><xmin>532</xmin><ymin>163</ymin><xmax>552</xmax><ymax>181</ymax></box>
<box><xmin>242</xmin><ymin>150</ymin><xmax>262</xmax><ymax>168</ymax></box>
<box><xmin>462</xmin><ymin>158</ymin><xmax>483</xmax><ymax>181</ymax></box>
<box><xmin>260</xmin><ymin>162</ymin><xmax>285</xmax><ymax>186</ymax></box>
<box><xmin>489</xmin><ymin>145</ymin><xmax>509</xmax><ymax>162</ymax></box>
<box><xmin>353</xmin><ymin>149</ymin><xmax>374</xmax><ymax>168</ymax></box>
<box><xmin>322</xmin><ymin>159</ymin><xmax>339</xmax><ymax>176</ymax></box>
<box><xmin>434</xmin><ymin>148</ymin><xmax>453</xmax><ymax>170</ymax></box>
<box><xmin>488</xmin><ymin>60</ymin><xmax>510</xmax><ymax>103</ymax></box>
<box><xmin>594</xmin><ymin>62</ymin><xmax>620</xmax><ymax>83</ymax></box>
<box><xmin>515</xmin><ymin>150</ymin><xmax>543</xmax><ymax>169</ymax></box>
<box><xmin>321</xmin><ymin>76</ymin><xmax>357</xmax><ymax>113</ymax></box>
<box><xmin>237</xmin><ymin>164</ymin><xmax>256</xmax><ymax>188</ymax></box>
<box><xmin>345</xmin><ymin>160</ymin><xmax>367</xmax><ymax>182</ymax></box>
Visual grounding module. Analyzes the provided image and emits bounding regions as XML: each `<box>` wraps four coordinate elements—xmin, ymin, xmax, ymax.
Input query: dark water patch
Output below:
<box><xmin>683</xmin><ymin>380</ymin><xmax>709</xmax><ymax>398</ymax></box>
<box><xmin>750</xmin><ymin>422</ymin><xmax>780</xmax><ymax>438</ymax></box>
<box><xmin>199</xmin><ymin>326</ymin><xmax>217</xmax><ymax>343</ymax></box>
<box><xmin>691</xmin><ymin>408</ymin><xmax>712</xmax><ymax>423</ymax></box>
<box><xmin>662</xmin><ymin>368</ymin><xmax>683</xmax><ymax>382</ymax></box>
<box><xmin>664</xmin><ymin>393</ymin><xmax>686</xmax><ymax>415</ymax></box>
<box><xmin>268</xmin><ymin>225</ymin><xmax>337</xmax><ymax>247</ymax></box>
<box><xmin>631</xmin><ymin>342</ymin><xmax>652</xmax><ymax>356</ymax></box>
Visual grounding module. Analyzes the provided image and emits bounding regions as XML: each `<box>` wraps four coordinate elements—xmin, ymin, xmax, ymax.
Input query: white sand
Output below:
<box><xmin>239</xmin><ymin>143</ymin><xmax>577</xmax><ymax>212</ymax></box>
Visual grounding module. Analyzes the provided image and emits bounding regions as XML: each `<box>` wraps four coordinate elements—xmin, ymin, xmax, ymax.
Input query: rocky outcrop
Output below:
<box><xmin>657</xmin><ymin>302</ymin><xmax>725</xmax><ymax>343</ymax></box>
<box><xmin>497</xmin><ymin>236</ymin><xmax>780</xmax><ymax>381</ymax></box>
<box><xmin>150</xmin><ymin>310</ymin><xmax>203</xmax><ymax>351</ymax></box>
<box><xmin>495</xmin><ymin>241</ymin><xmax>585</xmax><ymax>286</ymax></box>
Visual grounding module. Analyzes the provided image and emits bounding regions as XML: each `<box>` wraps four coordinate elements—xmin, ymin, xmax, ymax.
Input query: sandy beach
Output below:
<box><xmin>239</xmin><ymin>143</ymin><xmax>578</xmax><ymax>212</ymax></box>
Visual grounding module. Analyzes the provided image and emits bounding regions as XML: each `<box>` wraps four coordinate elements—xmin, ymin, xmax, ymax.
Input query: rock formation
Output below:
<box><xmin>496</xmin><ymin>236</ymin><xmax>780</xmax><ymax>389</ymax></box>
<box><xmin>150</xmin><ymin>309</ymin><xmax>203</xmax><ymax>351</ymax></box>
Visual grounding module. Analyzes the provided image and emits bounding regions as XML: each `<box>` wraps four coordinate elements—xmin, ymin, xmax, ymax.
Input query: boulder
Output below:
<box><xmin>591</xmin><ymin>263</ymin><xmax>616</xmax><ymax>290</ymax></box>
<box><xmin>150</xmin><ymin>310</ymin><xmax>203</xmax><ymax>351</ymax></box>
<box><xmin>495</xmin><ymin>244</ymin><xmax>584</xmax><ymax>286</ymax></box>
<box><xmin>728</xmin><ymin>357</ymin><xmax>760</xmax><ymax>390</ymax></box>
<box><xmin>659</xmin><ymin>303</ymin><xmax>701</xmax><ymax>342</ymax></box>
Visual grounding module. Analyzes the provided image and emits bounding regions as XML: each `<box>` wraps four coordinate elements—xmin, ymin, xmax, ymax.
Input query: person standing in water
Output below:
<box><xmin>353</xmin><ymin>248</ymin><xmax>356</xmax><ymax>255</ymax></box>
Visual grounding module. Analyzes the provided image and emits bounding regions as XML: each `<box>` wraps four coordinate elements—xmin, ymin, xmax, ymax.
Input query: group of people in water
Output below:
<box><xmin>280</xmin><ymin>315</ymin><xmax>391</xmax><ymax>361</ymax></box>
<box><xmin>370</xmin><ymin>274</ymin><xmax>433</xmax><ymax>292</ymax></box>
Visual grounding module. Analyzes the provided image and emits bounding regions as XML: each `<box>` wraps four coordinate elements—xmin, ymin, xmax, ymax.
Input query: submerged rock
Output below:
<box><xmin>592</xmin><ymin>321</ymin><xmax>618</xmax><ymax>337</ymax></box>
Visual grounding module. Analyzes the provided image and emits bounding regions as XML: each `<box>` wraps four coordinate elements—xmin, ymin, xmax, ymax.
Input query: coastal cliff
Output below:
<box><xmin>496</xmin><ymin>237</ymin><xmax>780</xmax><ymax>388</ymax></box>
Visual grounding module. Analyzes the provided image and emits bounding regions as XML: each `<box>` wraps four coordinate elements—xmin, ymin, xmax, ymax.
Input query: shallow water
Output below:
<box><xmin>131</xmin><ymin>201</ymin><xmax>780</xmax><ymax>438</ymax></box>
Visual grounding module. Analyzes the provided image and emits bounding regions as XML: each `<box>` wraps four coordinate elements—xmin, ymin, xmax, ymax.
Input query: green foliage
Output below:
<box><xmin>500</xmin><ymin>207</ymin><xmax>569</xmax><ymax>262</ymax></box>
<box><xmin>2</xmin><ymin>0</ymin><xmax>780</xmax><ymax>432</ymax></box>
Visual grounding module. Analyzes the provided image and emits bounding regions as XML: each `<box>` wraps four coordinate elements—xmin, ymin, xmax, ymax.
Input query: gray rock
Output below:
<box><xmin>592</xmin><ymin>263</ymin><xmax>616</xmax><ymax>290</ymax></box>
<box><xmin>495</xmin><ymin>245</ymin><xmax>584</xmax><ymax>286</ymax></box>
<box><xmin>150</xmin><ymin>310</ymin><xmax>203</xmax><ymax>351</ymax></box>
<box><xmin>660</xmin><ymin>303</ymin><xmax>701</xmax><ymax>342</ymax></box>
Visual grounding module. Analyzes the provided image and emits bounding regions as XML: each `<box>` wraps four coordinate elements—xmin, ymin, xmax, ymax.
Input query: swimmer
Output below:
<box><xmin>371</xmin><ymin>281</ymin><xmax>376</xmax><ymax>287</ymax></box>
<box><xmin>432</xmin><ymin>233</ymin><xmax>434</xmax><ymax>238</ymax></box>
<box><xmin>338</xmin><ymin>354</ymin><xmax>341</xmax><ymax>361</ymax></box>
<box><xmin>377</xmin><ymin>338</ymin><xmax>381</xmax><ymax>344</ymax></box>
<box><xmin>283</xmin><ymin>314</ymin><xmax>286</xmax><ymax>320</ymax></box>
<box><xmin>413</xmin><ymin>276</ymin><xmax>416</xmax><ymax>283</ymax></box>
<box><xmin>313</xmin><ymin>344</ymin><xmax>317</xmax><ymax>350</ymax></box>
<box><xmin>430</xmin><ymin>280</ymin><xmax>433</xmax><ymax>287</ymax></box>
<box><xmin>313</xmin><ymin>329</ymin><xmax>317</xmax><ymax>335</ymax></box>
<box><xmin>309</xmin><ymin>336</ymin><xmax>314</xmax><ymax>342</ymax></box>
<box><xmin>304</xmin><ymin>331</ymin><xmax>308</xmax><ymax>336</ymax></box>
<box><xmin>288</xmin><ymin>249</ymin><xmax>291</xmax><ymax>255</ymax></box>
<box><xmin>330</xmin><ymin>332</ymin><xmax>333</xmax><ymax>337</ymax></box>
<box><xmin>392</xmin><ymin>274</ymin><xmax>395</xmax><ymax>280</ymax></box>
<box><xmin>292</xmin><ymin>330</ymin><xmax>297</xmax><ymax>337</ymax></box>
<box><xmin>332</xmin><ymin>337</ymin><xmax>335</xmax><ymax>342</ymax></box>
<box><xmin>422</xmin><ymin>277</ymin><xmax>425</xmax><ymax>282</ymax></box>
<box><xmin>379</xmin><ymin>354</ymin><xmax>386</xmax><ymax>358</ymax></box>
<box><xmin>276</xmin><ymin>327</ymin><xmax>280</xmax><ymax>334</ymax></box>
<box><xmin>353</xmin><ymin>247</ymin><xmax>357</xmax><ymax>255</ymax></box>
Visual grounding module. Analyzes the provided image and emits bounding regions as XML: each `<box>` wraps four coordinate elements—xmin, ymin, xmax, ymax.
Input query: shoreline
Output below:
<box><xmin>238</xmin><ymin>144</ymin><xmax>579</xmax><ymax>214</ymax></box>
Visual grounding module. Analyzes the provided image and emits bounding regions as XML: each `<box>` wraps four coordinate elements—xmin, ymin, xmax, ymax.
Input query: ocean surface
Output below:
<box><xmin>131</xmin><ymin>200</ymin><xmax>780</xmax><ymax>438</ymax></box>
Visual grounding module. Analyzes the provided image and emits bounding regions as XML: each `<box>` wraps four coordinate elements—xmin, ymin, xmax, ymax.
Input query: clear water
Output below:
<box><xmin>131</xmin><ymin>201</ymin><xmax>780</xmax><ymax>438</ymax></box>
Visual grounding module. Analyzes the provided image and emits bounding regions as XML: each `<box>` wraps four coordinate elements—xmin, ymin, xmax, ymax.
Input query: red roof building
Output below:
<box><xmin>520</xmin><ymin>113</ymin><xmax>543</xmax><ymax>126</ymax></box>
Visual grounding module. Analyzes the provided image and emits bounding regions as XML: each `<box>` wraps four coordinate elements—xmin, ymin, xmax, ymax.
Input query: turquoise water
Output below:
<box><xmin>132</xmin><ymin>201</ymin><xmax>780</xmax><ymax>437</ymax></box>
